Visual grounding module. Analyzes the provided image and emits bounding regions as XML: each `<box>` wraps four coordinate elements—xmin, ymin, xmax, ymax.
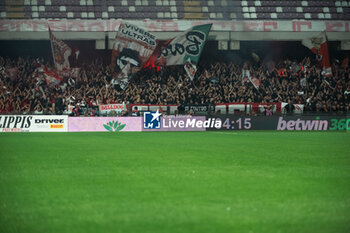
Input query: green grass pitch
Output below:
<box><xmin>0</xmin><ymin>131</ymin><xmax>350</xmax><ymax>233</ymax></box>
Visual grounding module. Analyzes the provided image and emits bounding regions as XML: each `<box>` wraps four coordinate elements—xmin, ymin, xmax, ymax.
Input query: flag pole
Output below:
<box><xmin>48</xmin><ymin>23</ymin><xmax>56</xmax><ymax>70</ymax></box>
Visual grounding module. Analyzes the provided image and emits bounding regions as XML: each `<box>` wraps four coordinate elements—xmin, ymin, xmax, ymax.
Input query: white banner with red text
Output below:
<box><xmin>99</xmin><ymin>103</ymin><xmax>126</xmax><ymax>115</ymax></box>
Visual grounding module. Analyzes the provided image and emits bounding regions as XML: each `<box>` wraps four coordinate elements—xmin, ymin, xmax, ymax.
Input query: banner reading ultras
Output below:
<box><xmin>111</xmin><ymin>22</ymin><xmax>157</xmax><ymax>90</ymax></box>
<box><xmin>0</xmin><ymin>115</ymin><xmax>68</xmax><ymax>132</ymax></box>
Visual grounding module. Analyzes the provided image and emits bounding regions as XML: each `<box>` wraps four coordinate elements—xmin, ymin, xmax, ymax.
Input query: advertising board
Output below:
<box><xmin>184</xmin><ymin>104</ymin><xmax>215</xmax><ymax>115</ymax></box>
<box><xmin>206</xmin><ymin>116</ymin><xmax>350</xmax><ymax>131</ymax></box>
<box><xmin>2</xmin><ymin>115</ymin><xmax>348</xmax><ymax>132</ymax></box>
<box><xmin>142</xmin><ymin>113</ymin><xmax>211</xmax><ymax>131</ymax></box>
<box><xmin>0</xmin><ymin>115</ymin><xmax>68</xmax><ymax>132</ymax></box>
<box><xmin>276</xmin><ymin>116</ymin><xmax>350</xmax><ymax>131</ymax></box>
<box><xmin>68</xmin><ymin>117</ymin><xmax>142</xmax><ymax>132</ymax></box>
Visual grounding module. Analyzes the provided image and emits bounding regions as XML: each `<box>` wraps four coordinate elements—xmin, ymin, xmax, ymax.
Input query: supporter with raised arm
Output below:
<box><xmin>1</xmin><ymin>55</ymin><xmax>349</xmax><ymax>115</ymax></box>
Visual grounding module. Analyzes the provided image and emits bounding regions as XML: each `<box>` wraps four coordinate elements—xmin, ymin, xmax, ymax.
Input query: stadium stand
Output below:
<box><xmin>0</xmin><ymin>55</ymin><xmax>349</xmax><ymax>115</ymax></box>
<box><xmin>0</xmin><ymin>0</ymin><xmax>349</xmax><ymax>116</ymax></box>
<box><xmin>1</xmin><ymin>0</ymin><xmax>350</xmax><ymax>20</ymax></box>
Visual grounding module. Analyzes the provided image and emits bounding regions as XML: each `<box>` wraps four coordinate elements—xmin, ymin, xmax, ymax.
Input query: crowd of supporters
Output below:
<box><xmin>0</xmin><ymin>55</ymin><xmax>349</xmax><ymax>115</ymax></box>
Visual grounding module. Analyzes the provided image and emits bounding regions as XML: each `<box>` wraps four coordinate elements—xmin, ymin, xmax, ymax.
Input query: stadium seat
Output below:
<box><xmin>1</xmin><ymin>0</ymin><xmax>349</xmax><ymax>20</ymax></box>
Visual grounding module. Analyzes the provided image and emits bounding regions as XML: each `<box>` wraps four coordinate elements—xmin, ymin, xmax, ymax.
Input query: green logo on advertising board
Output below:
<box><xmin>103</xmin><ymin>121</ymin><xmax>126</xmax><ymax>132</ymax></box>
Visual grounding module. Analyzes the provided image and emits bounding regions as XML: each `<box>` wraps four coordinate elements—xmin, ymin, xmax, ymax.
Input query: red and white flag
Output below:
<box><xmin>49</xmin><ymin>27</ymin><xmax>71</xmax><ymax>71</ymax></box>
<box><xmin>242</xmin><ymin>69</ymin><xmax>260</xmax><ymax>90</ymax></box>
<box><xmin>42</xmin><ymin>67</ymin><xmax>62</xmax><ymax>87</ymax></box>
<box><xmin>302</xmin><ymin>32</ymin><xmax>332</xmax><ymax>77</ymax></box>
<box><xmin>241</xmin><ymin>69</ymin><xmax>250</xmax><ymax>85</ymax></box>
<box><xmin>250</xmin><ymin>77</ymin><xmax>261</xmax><ymax>90</ymax></box>
<box><xmin>48</xmin><ymin>27</ymin><xmax>80</xmax><ymax>83</ymax></box>
<box><xmin>73</xmin><ymin>48</ymin><xmax>80</xmax><ymax>61</ymax></box>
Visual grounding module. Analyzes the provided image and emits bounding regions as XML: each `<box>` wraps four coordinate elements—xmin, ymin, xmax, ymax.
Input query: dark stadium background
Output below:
<box><xmin>0</xmin><ymin>39</ymin><xmax>346</xmax><ymax>64</ymax></box>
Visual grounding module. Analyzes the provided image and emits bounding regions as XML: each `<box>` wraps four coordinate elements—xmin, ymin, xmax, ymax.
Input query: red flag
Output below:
<box><xmin>302</xmin><ymin>32</ymin><xmax>332</xmax><ymax>77</ymax></box>
<box><xmin>145</xmin><ymin>39</ymin><xmax>173</xmax><ymax>68</ymax></box>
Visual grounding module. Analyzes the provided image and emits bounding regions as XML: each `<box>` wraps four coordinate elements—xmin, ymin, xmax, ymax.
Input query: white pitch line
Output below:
<box><xmin>211</xmin><ymin>132</ymin><xmax>238</xmax><ymax>135</ymax></box>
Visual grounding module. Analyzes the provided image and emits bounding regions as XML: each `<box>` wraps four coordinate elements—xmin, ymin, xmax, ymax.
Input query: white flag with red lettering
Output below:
<box><xmin>302</xmin><ymin>32</ymin><xmax>332</xmax><ymax>77</ymax></box>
